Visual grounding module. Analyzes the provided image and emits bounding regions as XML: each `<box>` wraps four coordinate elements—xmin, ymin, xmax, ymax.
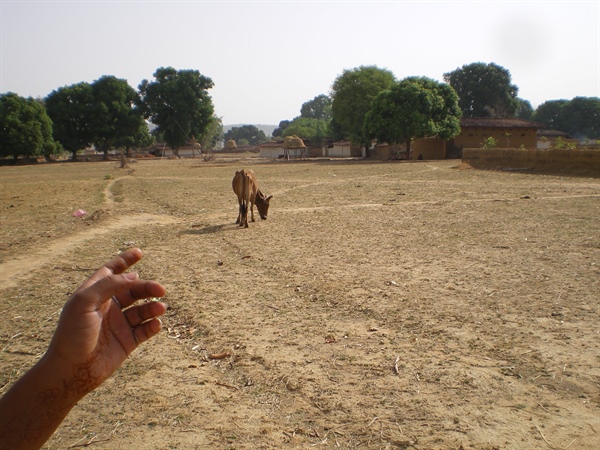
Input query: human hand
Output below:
<box><xmin>0</xmin><ymin>248</ymin><xmax>167</xmax><ymax>450</ymax></box>
<box><xmin>44</xmin><ymin>247</ymin><xmax>167</xmax><ymax>397</ymax></box>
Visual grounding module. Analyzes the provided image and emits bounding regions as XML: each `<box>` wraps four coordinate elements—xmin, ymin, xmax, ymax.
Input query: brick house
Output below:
<box><xmin>449</xmin><ymin>117</ymin><xmax>542</xmax><ymax>152</ymax></box>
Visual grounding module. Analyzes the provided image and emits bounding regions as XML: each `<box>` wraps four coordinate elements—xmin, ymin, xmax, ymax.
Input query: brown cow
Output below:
<box><xmin>232</xmin><ymin>169</ymin><xmax>272</xmax><ymax>228</ymax></box>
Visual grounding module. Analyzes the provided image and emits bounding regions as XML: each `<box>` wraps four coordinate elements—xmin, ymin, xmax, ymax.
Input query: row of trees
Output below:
<box><xmin>2</xmin><ymin>62</ymin><xmax>598</xmax><ymax>161</ymax></box>
<box><xmin>274</xmin><ymin>66</ymin><xmax>462</xmax><ymax>158</ymax></box>
<box><xmin>273</xmin><ymin>62</ymin><xmax>599</xmax><ymax>151</ymax></box>
<box><xmin>1</xmin><ymin>67</ymin><xmax>221</xmax><ymax>161</ymax></box>
<box><xmin>223</xmin><ymin>125</ymin><xmax>267</xmax><ymax>146</ymax></box>
<box><xmin>44</xmin><ymin>75</ymin><xmax>151</xmax><ymax>161</ymax></box>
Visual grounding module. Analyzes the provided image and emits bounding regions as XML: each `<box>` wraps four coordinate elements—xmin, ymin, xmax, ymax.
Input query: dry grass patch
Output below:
<box><xmin>1</xmin><ymin>157</ymin><xmax>599</xmax><ymax>449</ymax></box>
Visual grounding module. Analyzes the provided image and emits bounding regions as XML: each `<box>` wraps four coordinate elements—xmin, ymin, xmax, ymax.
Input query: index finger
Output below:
<box><xmin>75</xmin><ymin>248</ymin><xmax>144</xmax><ymax>293</ymax></box>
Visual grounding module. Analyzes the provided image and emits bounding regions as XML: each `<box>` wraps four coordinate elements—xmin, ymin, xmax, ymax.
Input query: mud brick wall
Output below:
<box><xmin>462</xmin><ymin>148</ymin><xmax>600</xmax><ymax>177</ymax></box>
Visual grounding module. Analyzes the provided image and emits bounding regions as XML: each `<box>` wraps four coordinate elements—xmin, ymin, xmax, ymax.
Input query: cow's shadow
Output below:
<box><xmin>179</xmin><ymin>223</ymin><xmax>231</xmax><ymax>236</ymax></box>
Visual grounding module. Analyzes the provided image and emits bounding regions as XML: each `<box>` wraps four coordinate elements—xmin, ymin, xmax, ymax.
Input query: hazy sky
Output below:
<box><xmin>1</xmin><ymin>0</ymin><xmax>598</xmax><ymax>125</ymax></box>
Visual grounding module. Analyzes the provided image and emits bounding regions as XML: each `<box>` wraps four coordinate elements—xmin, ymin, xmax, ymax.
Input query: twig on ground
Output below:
<box><xmin>215</xmin><ymin>381</ymin><xmax>239</xmax><ymax>390</ymax></box>
<box><xmin>68</xmin><ymin>434</ymin><xmax>111</xmax><ymax>448</ymax></box>
<box><xmin>110</xmin><ymin>421</ymin><xmax>121</xmax><ymax>435</ymax></box>
<box><xmin>536</xmin><ymin>425</ymin><xmax>551</xmax><ymax>447</ymax></box>
<box><xmin>208</xmin><ymin>350</ymin><xmax>231</xmax><ymax>359</ymax></box>
<box><xmin>326</xmin><ymin>371</ymin><xmax>339</xmax><ymax>383</ymax></box>
<box><xmin>233</xmin><ymin>421</ymin><xmax>246</xmax><ymax>430</ymax></box>
<box><xmin>564</xmin><ymin>437</ymin><xmax>578</xmax><ymax>449</ymax></box>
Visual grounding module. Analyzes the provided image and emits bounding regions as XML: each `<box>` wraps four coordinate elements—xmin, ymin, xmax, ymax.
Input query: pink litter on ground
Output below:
<box><xmin>73</xmin><ymin>209</ymin><xmax>87</xmax><ymax>217</ymax></box>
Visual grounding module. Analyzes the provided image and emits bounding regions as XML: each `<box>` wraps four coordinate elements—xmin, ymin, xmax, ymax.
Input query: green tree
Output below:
<box><xmin>364</xmin><ymin>77</ymin><xmax>462</xmax><ymax>160</ymax></box>
<box><xmin>273</xmin><ymin>94</ymin><xmax>332</xmax><ymax>140</ymax></box>
<box><xmin>281</xmin><ymin>117</ymin><xmax>330</xmax><ymax>145</ymax></box>
<box><xmin>272</xmin><ymin>120</ymin><xmax>291</xmax><ymax>138</ymax></box>
<box><xmin>224</xmin><ymin>124</ymin><xmax>267</xmax><ymax>146</ymax></box>
<box><xmin>443</xmin><ymin>62</ymin><xmax>519</xmax><ymax>118</ymax></box>
<box><xmin>198</xmin><ymin>115</ymin><xmax>223</xmax><ymax>150</ymax></box>
<box><xmin>533</xmin><ymin>97</ymin><xmax>599</xmax><ymax>140</ymax></box>
<box><xmin>515</xmin><ymin>98</ymin><xmax>534</xmax><ymax>120</ymax></box>
<box><xmin>300</xmin><ymin>94</ymin><xmax>332</xmax><ymax>121</ymax></box>
<box><xmin>331</xmin><ymin>65</ymin><xmax>395</xmax><ymax>146</ymax></box>
<box><xmin>561</xmin><ymin>97</ymin><xmax>600</xmax><ymax>140</ymax></box>
<box><xmin>532</xmin><ymin>99</ymin><xmax>568</xmax><ymax>130</ymax></box>
<box><xmin>91</xmin><ymin>75</ymin><xmax>146</xmax><ymax>160</ymax></box>
<box><xmin>329</xmin><ymin>117</ymin><xmax>345</xmax><ymax>141</ymax></box>
<box><xmin>138</xmin><ymin>67</ymin><xmax>215</xmax><ymax>156</ymax></box>
<box><xmin>0</xmin><ymin>93</ymin><xmax>60</xmax><ymax>161</ymax></box>
<box><xmin>117</xmin><ymin>123</ymin><xmax>155</xmax><ymax>157</ymax></box>
<box><xmin>45</xmin><ymin>82</ymin><xmax>95</xmax><ymax>161</ymax></box>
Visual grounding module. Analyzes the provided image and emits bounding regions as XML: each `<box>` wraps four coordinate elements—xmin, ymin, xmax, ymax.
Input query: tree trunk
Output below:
<box><xmin>406</xmin><ymin>138</ymin><xmax>412</xmax><ymax>161</ymax></box>
<box><xmin>101</xmin><ymin>144</ymin><xmax>109</xmax><ymax>161</ymax></box>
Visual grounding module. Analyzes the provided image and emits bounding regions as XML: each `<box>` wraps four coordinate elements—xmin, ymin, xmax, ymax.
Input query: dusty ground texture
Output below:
<box><xmin>1</xmin><ymin>157</ymin><xmax>599</xmax><ymax>449</ymax></box>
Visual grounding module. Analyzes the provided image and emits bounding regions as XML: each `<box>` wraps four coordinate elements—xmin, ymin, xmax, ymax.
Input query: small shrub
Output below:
<box><xmin>482</xmin><ymin>137</ymin><xmax>497</xmax><ymax>149</ymax></box>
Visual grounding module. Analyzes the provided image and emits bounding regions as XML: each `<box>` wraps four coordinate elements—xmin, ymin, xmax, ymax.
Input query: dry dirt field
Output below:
<box><xmin>1</xmin><ymin>156</ymin><xmax>599</xmax><ymax>449</ymax></box>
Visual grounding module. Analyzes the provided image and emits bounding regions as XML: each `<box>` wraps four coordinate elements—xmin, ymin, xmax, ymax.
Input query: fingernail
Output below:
<box><xmin>124</xmin><ymin>272</ymin><xmax>139</xmax><ymax>280</ymax></box>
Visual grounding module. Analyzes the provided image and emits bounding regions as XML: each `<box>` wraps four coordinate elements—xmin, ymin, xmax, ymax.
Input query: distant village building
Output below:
<box><xmin>451</xmin><ymin>117</ymin><xmax>541</xmax><ymax>150</ymax></box>
<box><xmin>258</xmin><ymin>118</ymin><xmax>554</xmax><ymax>161</ymax></box>
<box><xmin>369</xmin><ymin>118</ymin><xmax>544</xmax><ymax>160</ymax></box>
<box><xmin>537</xmin><ymin>129</ymin><xmax>578</xmax><ymax>149</ymax></box>
<box><xmin>326</xmin><ymin>140</ymin><xmax>362</xmax><ymax>158</ymax></box>
<box><xmin>258</xmin><ymin>141</ymin><xmax>285</xmax><ymax>158</ymax></box>
<box><xmin>144</xmin><ymin>142</ymin><xmax>202</xmax><ymax>157</ymax></box>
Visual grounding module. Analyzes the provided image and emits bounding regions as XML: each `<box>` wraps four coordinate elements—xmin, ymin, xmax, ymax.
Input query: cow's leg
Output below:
<box><xmin>238</xmin><ymin>198</ymin><xmax>248</xmax><ymax>227</ymax></box>
<box><xmin>236</xmin><ymin>199</ymin><xmax>242</xmax><ymax>224</ymax></box>
<box><xmin>250</xmin><ymin>199</ymin><xmax>255</xmax><ymax>222</ymax></box>
<box><xmin>243</xmin><ymin>200</ymin><xmax>249</xmax><ymax>227</ymax></box>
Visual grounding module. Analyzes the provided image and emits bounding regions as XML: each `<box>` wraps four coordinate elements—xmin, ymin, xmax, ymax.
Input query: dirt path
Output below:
<box><xmin>0</xmin><ymin>173</ymin><xmax>182</xmax><ymax>290</ymax></box>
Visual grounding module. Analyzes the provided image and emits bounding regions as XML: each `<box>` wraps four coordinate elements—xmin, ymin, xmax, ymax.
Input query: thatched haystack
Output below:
<box><xmin>224</xmin><ymin>139</ymin><xmax>237</xmax><ymax>150</ymax></box>
<box><xmin>282</xmin><ymin>135</ymin><xmax>307</xmax><ymax>160</ymax></box>
<box><xmin>283</xmin><ymin>135</ymin><xmax>306</xmax><ymax>149</ymax></box>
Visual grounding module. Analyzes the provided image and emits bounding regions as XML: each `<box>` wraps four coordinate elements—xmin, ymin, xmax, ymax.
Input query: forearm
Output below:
<box><xmin>0</xmin><ymin>355</ymin><xmax>83</xmax><ymax>450</ymax></box>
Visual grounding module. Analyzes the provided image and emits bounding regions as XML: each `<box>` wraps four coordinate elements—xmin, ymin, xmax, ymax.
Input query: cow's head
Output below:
<box><xmin>255</xmin><ymin>190</ymin><xmax>273</xmax><ymax>220</ymax></box>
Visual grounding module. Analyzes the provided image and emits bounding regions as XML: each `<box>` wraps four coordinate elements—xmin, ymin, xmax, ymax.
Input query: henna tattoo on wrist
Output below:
<box><xmin>0</xmin><ymin>320</ymin><xmax>112</xmax><ymax>448</ymax></box>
